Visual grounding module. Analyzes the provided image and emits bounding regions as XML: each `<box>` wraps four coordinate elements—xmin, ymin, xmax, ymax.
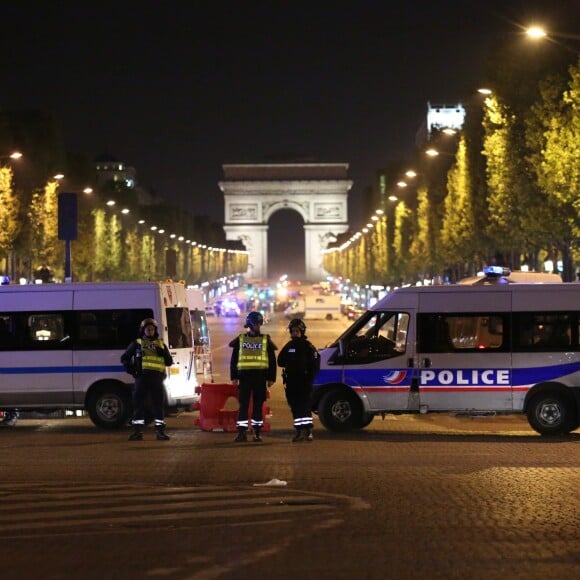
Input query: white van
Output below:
<box><xmin>313</xmin><ymin>273</ymin><xmax>580</xmax><ymax>436</ymax></box>
<box><xmin>284</xmin><ymin>294</ymin><xmax>342</xmax><ymax>320</ymax></box>
<box><xmin>186</xmin><ymin>288</ymin><xmax>213</xmax><ymax>380</ymax></box>
<box><xmin>0</xmin><ymin>281</ymin><xmax>198</xmax><ymax>429</ymax></box>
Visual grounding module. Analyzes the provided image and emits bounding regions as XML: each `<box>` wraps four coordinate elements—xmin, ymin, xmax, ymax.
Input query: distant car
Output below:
<box><xmin>345</xmin><ymin>306</ymin><xmax>364</xmax><ymax>320</ymax></box>
<box><xmin>221</xmin><ymin>299</ymin><xmax>241</xmax><ymax>317</ymax></box>
<box><xmin>205</xmin><ymin>305</ymin><xmax>216</xmax><ymax>317</ymax></box>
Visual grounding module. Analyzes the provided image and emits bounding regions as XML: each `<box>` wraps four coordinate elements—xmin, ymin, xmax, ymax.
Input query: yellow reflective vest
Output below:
<box><xmin>137</xmin><ymin>338</ymin><xmax>167</xmax><ymax>373</ymax></box>
<box><xmin>237</xmin><ymin>334</ymin><xmax>269</xmax><ymax>370</ymax></box>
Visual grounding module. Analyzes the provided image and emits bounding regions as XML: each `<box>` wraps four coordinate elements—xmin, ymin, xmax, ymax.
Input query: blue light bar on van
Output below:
<box><xmin>483</xmin><ymin>266</ymin><xmax>511</xmax><ymax>277</ymax></box>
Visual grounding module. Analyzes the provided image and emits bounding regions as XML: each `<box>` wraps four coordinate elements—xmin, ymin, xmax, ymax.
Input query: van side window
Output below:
<box><xmin>419</xmin><ymin>313</ymin><xmax>507</xmax><ymax>352</ymax></box>
<box><xmin>0</xmin><ymin>315</ymin><xmax>13</xmax><ymax>348</ymax></box>
<box><xmin>29</xmin><ymin>314</ymin><xmax>66</xmax><ymax>344</ymax></box>
<box><xmin>513</xmin><ymin>312</ymin><xmax>577</xmax><ymax>351</ymax></box>
<box><xmin>343</xmin><ymin>311</ymin><xmax>408</xmax><ymax>363</ymax></box>
<box><xmin>76</xmin><ymin>309</ymin><xmax>153</xmax><ymax>349</ymax></box>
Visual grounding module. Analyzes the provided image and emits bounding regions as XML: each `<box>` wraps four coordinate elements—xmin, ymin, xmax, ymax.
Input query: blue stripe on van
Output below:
<box><xmin>314</xmin><ymin>361</ymin><xmax>580</xmax><ymax>388</ymax></box>
<box><xmin>0</xmin><ymin>365</ymin><xmax>124</xmax><ymax>375</ymax></box>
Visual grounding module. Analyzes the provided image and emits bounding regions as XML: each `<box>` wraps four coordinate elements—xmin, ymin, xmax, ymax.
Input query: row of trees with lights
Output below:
<box><xmin>0</xmin><ymin>165</ymin><xmax>248</xmax><ymax>284</ymax></box>
<box><xmin>0</xmin><ymin>114</ymin><xmax>247</xmax><ymax>284</ymax></box>
<box><xmin>324</xmin><ymin>29</ymin><xmax>579</xmax><ymax>284</ymax></box>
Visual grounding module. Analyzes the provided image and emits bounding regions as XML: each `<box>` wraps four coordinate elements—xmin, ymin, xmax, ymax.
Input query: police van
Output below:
<box><xmin>0</xmin><ymin>281</ymin><xmax>198</xmax><ymax>429</ymax></box>
<box><xmin>313</xmin><ymin>269</ymin><xmax>580</xmax><ymax>436</ymax></box>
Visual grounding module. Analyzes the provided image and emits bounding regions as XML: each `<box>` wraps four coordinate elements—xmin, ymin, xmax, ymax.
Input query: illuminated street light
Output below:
<box><xmin>526</xmin><ymin>26</ymin><xmax>547</xmax><ymax>39</ymax></box>
<box><xmin>405</xmin><ymin>170</ymin><xmax>417</xmax><ymax>178</ymax></box>
<box><xmin>425</xmin><ymin>148</ymin><xmax>456</xmax><ymax>158</ymax></box>
<box><xmin>523</xmin><ymin>23</ymin><xmax>580</xmax><ymax>54</ymax></box>
<box><xmin>525</xmin><ymin>24</ymin><xmax>580</xmax><ymax>41</ymax></box>
<box><xmin>477</xmin><ymin>87</ymin><xmax>493</xmax><ymax>95</ymax></box>
<box><xmin>0</xmin><ymin>151</ymin><xmax>23</xmax><ymax>169</ymax></box>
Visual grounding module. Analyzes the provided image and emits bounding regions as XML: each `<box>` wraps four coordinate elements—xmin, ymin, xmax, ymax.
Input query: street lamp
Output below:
<box><xmin>526</xmin><ymin>26</ymin><xmax>547</xmax><ymax>39</ymax></box>
<box><xmin>0</xmin><ymin>151</ymin><xmax>23</xmax><ymax>168</ymax></box>
<box><xmin>425</xmin><ymin>148</ymin><xmax>456</xmax><ymax>158</ymax></box>
<box><xmin>524</xmin><ymin>24</ymin><xmax>580</xmax><ymax>55</ymax></box>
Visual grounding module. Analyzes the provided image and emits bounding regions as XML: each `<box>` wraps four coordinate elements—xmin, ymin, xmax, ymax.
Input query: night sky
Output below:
<box><xmin>1</xmin><ymin>1</ymin><xmax>577</xmax><ymax>277</ymax></box>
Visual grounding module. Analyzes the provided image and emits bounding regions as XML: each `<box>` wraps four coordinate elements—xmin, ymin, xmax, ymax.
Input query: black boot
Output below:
<box><xmin>128</xmin><ymin>425</ymin><xmax>143</xmax><ymax>441</ymax></box>
<box><xmin>304</xmin><ymin>426</ymin><xmax>314</xmax><ymax>442</ymax></box>
<box><xmin>155</xmin><ymin>425</ymin><xmax>170</xmax><ymax>441</ymax></box>
<box><xmin>234</xmin><ymin>428</ymin><xmax>248</xmax><ymax>443</ymax></box>
<box><xmin>253</xmin><ymin>428</ymin><xmax>263</xmax><ymax>442</ymax></box>
<box><xmin>292</xmin><ymin>428</ymin><xmax>305</xmax><ymax>442</ymax></box>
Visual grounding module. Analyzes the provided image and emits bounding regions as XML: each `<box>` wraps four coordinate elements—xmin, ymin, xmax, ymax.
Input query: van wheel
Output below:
<box><xmin>325</xmin><ymin>314</ymin><xmax>333</xmax><ymax>321</ymax></box>
<box><xmin>527</xmin><ymin>391</ymin><xmax>575</xmax><ymax>436</ymax></box>
<box><xmin>360</xmin><ymin>413</ymin><xmax>374</xmax><ymax>428</ymax></box>
<box><xmin>318</xmin><ymin>390</ymin><xmax>363</xmax><ymax>432</ymax></box>
<box><xmin>87</xmin><ymin>385</ymin><xmax>131</xmax><ymax>429</ymax></box>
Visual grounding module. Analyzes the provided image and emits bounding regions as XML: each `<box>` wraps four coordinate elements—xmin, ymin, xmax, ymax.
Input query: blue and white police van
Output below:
<box><xmin>0</xmin><ymin>281</ymin><xmax>198</xmax><ymax>429</ymax></box>
<box><xmin>313</xmin><ymin>269</ymin><xmax>580</xmax><ymax>435</ymax></box>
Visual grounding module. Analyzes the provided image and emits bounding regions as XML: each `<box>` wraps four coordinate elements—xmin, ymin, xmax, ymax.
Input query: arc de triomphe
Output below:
<box><xmin>220</xmin><ymin>163</ymin><xmax>351</xmax><ymax>281</ymax></box>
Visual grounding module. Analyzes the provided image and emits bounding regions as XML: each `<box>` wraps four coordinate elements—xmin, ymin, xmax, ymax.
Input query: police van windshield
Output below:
<box><xmin>165</xmin><ymin>307</ymin><xmax>193</xmax><ymax>349</ymax></box>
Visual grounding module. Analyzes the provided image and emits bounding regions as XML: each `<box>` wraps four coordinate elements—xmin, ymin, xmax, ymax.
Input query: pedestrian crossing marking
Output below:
<box><xmin>0</xmin><ymin>482</ymin><xmax>355</xmax><ymax>538</ymax></box>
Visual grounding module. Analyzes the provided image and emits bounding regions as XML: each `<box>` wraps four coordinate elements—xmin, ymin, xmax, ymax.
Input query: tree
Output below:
<box><xmin>440</xmin><ymin>137</ymin><xmax>474</xmax><ymax>279</ymax></box>
<box><xmin>27</xmin><ymin>180</ymin><xmax>60</xmax><ymax>278</ymax></box>
<box><xmin>526</xmin><ymin>65</ymin><xmax>580</xmax><ymax>280</ymax></box>
<box><xmin>0</xmin><ymin>167</ymin><xmax>21</xmax><ymax>275</ymax></box>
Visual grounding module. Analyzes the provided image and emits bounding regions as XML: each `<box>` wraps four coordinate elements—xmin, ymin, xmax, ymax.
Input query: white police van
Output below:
<box><xmin>0</xmin><ymin>281</ymin><xmax>198</xmax><ymax>428</ymax></box>
<box><xmin>313</xmin><ymin>269</ymin><xmax>580</xmax><ymax>436</ymax></box>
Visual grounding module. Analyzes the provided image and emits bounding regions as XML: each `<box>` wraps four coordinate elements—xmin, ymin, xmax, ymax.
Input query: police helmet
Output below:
<box><xmin>288</xmin><ymin>318</ymin><xmax>306</xmax><ymax>335</ymax></box>
<box><xmin>244</xmin><ymin>311</ymin><xmax>264</xmax><ymax>328</ymax></box>
<box><xmin>140</xmin><ymin>318</ymin><xmax>159</xmax><ymax>333</ymax></box>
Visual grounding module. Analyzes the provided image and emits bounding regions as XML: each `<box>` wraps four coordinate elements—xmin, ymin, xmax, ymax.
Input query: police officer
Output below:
<box><xmin>121</xmin><ymin>318</ymin><xmax>173</xmax><ymax>441</ymax></box>
<box><xmin>229</xmin><ymin>311</ymin><xmax>277</xmax><ymax>442</ymax></box>
<box><xmin>277</xmin><ymin>318</ymin><xmax>320</xmax><ymax>442</ymax></box>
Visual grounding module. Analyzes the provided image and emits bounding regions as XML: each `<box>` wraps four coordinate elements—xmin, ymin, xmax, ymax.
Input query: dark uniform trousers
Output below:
<box><xmin>132</xmin><ymin>371</ymin><xmax>166</xmax><ymax>425</ymax></box>
<box><xmin>285</xmin><ymin>373</ymin><xmax>313</xmax><ymax>427</ymax></box>
<box><xmin>237</xmin><ymin>373</ymin><xmax>267</xmax><ymax>429</ymax></box>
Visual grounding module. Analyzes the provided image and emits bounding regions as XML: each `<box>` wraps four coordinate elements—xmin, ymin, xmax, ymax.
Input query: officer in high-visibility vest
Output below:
<box><xmin>229</xmin><ymin>311</ymin><xmax>277</xmax><ymax>442</ymax></box>
<box><xmin>121</xmin><ymin>318</ymin><xmax>174</xmax><ymax>441</ymax></box>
